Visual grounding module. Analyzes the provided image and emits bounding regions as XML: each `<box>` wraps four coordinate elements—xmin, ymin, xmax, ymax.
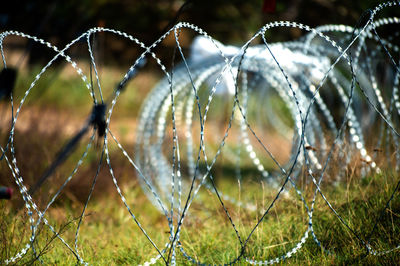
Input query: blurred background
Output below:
<box><xmin>0</xmin><ymin>0</ymin><xmax>398</xmax><ymax>201</ymax></box>
<box><xmin>0</xmin><ymin>0</ymin><xmax>398</xmax><ymax>197</ymax></box>
<box><xmin>1</xmin><ymin>0</ymin><xmax>395</xmax><ymax>68</ymax></box>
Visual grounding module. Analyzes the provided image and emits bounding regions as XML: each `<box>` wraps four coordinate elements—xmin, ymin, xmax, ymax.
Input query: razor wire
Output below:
<box><xmin>0</xmin><ymin>1</ymin><xmax>400</xmax><ymax>265</ymax></box>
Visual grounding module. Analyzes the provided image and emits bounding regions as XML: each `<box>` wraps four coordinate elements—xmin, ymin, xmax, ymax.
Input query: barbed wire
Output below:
<box><xmin>1</xmin><ymin>1</ymin><xmax>400</xmax><ymax>265</ymax></box>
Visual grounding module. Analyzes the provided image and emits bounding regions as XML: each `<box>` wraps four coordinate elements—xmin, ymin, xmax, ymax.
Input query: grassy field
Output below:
<box><xmin>1</xmin><ymin>168</ymin><xmax>400</xmax><ymax>265</ymax></box>
<box><xmin>1</xmin><ymin>64</ymin><xmax>400</xmax><ymax>265</ymax></box>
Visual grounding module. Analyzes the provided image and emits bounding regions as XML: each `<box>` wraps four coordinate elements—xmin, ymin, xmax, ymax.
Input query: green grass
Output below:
<box><xmin>1</xmin><ymin>66</ymin><xmax>399</xmax><ymax>265</ymax></box>
<box><xmin>1</xmin><ymin>168</ymin><xmax>399</xmax><ymax>265</ymax></box>
<box><xmin>12</xmin><ymin>63</ymin><xmax>160</xmax><ymax>118</ymax></box>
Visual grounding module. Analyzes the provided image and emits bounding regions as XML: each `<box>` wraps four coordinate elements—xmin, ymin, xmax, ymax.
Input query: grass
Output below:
<box><xmin>10</xmin><ymin>61</ymin><xmax>161</xmax><ymax>118</ymax></box>
<box><xmin>1</xmin><ymin>163</ymin><xmax>399</xmax><ymax>265</ymax></box>
<box><xmin>1</xmin><ymin>65</ymin><xmax>400</xmax><ymax>265</ymax></box>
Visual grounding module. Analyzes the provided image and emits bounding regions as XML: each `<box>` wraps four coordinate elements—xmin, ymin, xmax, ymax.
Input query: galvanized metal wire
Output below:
<box><xmin>1</xmin><ymin>1</ymin><xmax>400</xmax><ymax>264</ymax></box>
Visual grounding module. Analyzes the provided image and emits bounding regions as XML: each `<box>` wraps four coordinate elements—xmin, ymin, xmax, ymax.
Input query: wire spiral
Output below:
<box><xmin>1</xmin><ymin>1</ymin><xmax>400</xmax><ymax>264</ymax></box>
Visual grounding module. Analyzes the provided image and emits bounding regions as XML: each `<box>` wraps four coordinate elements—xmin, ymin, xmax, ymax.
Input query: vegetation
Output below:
<box><xmin>2</xmin><ymin>0</ymin><xmax>398</xmax><ymax>67</ymax></box>
<box><xmin>1</xmin><ymin>72</ymin><xmax>399</xmax><ymax>263</ymax></box>
<box><xmin>1</xmin><ymin>166</ymin><xmax>399</xmax><ymax>264</ymax></box>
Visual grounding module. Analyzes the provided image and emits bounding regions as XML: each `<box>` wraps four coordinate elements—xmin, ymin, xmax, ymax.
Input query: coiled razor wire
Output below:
<box><xmin>0</xmin><ymin>1</ymin><xmax>400</xmax><ymax>264</ymax></box>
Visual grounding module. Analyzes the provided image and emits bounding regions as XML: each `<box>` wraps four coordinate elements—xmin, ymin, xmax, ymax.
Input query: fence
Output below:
<box><xmin>1</xmin><ymin>1</ymin><xmax>400</xmax><ymax>264</ymax></box>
